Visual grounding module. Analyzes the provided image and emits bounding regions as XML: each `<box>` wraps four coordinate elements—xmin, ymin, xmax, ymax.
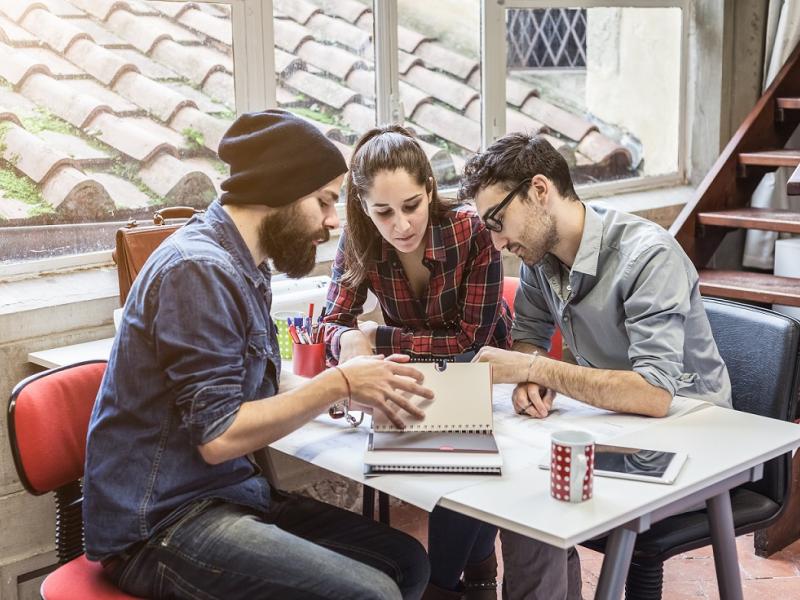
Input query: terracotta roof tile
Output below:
<box><xmin>84</xmin><ymin>111</ymin><xmax>176</xmax><ymax>162</ymax></box>
<box><xmin>0</xmin><ymin>14</ymin><xmax>38</xmax><ymax>45</ymax></box>
<box><xmin>182</xmin><ymin>156</ymin><xmax>227</xmax><ymax>194</ymax></box>
<box><xmin>305</xmin><ymin>13</ymin><xmax>370</xmax><ymax>54</ymax></box>
<box><xmin>0</xmin><ymin>122</ymin><xmax>78</xmax><ymax>184</ymax></box>
<box><xmin>411</xmin><ymin>103</ymin><xmax>479</xmax><ymax>153</ymax></box>
<box><xmin>417</xmin><ymin>138</ymin><xmax>454</xmax><ymax>178</ymax></box>
<box><xmin>20</xmin><ymin>72</ymin><xmax>111</xmax><ymax>128</ymax></box>
<box><xmin>104</xmin><ymin>8</ymin><xmax>171</xmax><ymax>54</ymax></box>
<box><xmin>274</xmin><ymin>18</ymin><xmax>314</xmax><ymax>54</ymax></box>
<box><xmin>284</xmin><ymin>69</ymin><xmax>359</xmax><ymax>110</ymax></box>
<box><xmin>398</xmin><ymin>50</ymin><xmax>422</xmax><ymax>75</ymax></box>
<box><xmin>520</xmin><ymin>96</ymin><xmax>595</xmax><ymax>142</ymax></box>
<box><xmin>112</xmin><ymin>71</ymin><xmax>195</xmax><ymax>122</ymax></box>
<box><xmin>466</xmin><ymin>69</ymin><xmax>479</xmax><ymax>89</ymax></box>
<box><xmin>296</xmin><ymin>40</ymin><xmax>367</xmax><ymax>80</ymax></box>
<box><xmin>345</xmin><ymin>69</ymin><xmax>373</xmax><ymax>97</ymax></box>
<box><xmin>69</xmin><ymin>17</ymin><xmax>129</xmax><ymax>47</ymax></box>
<box><xmin>311</xmin><ymin>0</ymin><xmax>369</xmax><ymax>24</ymax></box>
<box><xmin>0</xmin><ymin>105</ymin><xmax>21</xmax><ymax>125</ymax></box>
<box><xmin>128</xmin><ymin>116</ymin><xmax>190</xmax><ymax>152</ymax></box>
<box><xmin>70</xmin><ymin>0</ymin><xmax>156</xmax><ymax>22</ymax></box>
<box><xmin>273</xmin><ymin>0</ymin><xmax>321</xmax><ymax>25</ymax></box>
<box><xmin>111</xmin><ymin>47</ymin><xmax>179</xmax><ymax>80</ymax></box>
<box><xmin>403</xmin><ymin>65</ymin><xmax>477</xmax><ymax>112</ymax></box>
<box><xmin>275</xmin><ymin>48</ymin><xmax>304</xmax><ymax>76</ymax></box>
<box><xmin>0</xmin><ymin>41</ymin><xmax>50</xmax><ymax>87</ymax></box>
<box><xmin>145</xmin><ymin>1</ymin><xmax>189</xmax><ymax>20</ymax></box>
<box><xmin>505</xmin><ymin>108</ymin><xmax>546</xmax><ymax>135</ymax></box>
<box><xmin>506</xmin><ymin>77</ymin><xmax>538</xmax><ymax>108</ymax></box>
<box><xmin>398</xmin><ymin>81</ymin><xmax>431</xmax><ymax>118</ymax></box>
<box><xmin>42</xmin><ymin>167</ymin><xmax>114</xmax><ymax>215</ymax></box>
<box><xmin>341</xmin><ymin>102</ymin><xmax>374</xmax><ymax>133</ymax></box>
<box><xmin>163</xmin><ymin>80</ymin><xmax>229</xmax><ymax>113</ymax></box>
<box><xmin>34</xmin><ymin>0</ymin><xmax>86</xmax><ymax>18</ymax></box>
<box><xmin>397</xmin><ymin>26</ymin><xmax>432</xmax><ymax>54</ymax></box>
<box><xmin>332</xmin><ymin>139</ymin><xmax>351</xmax><ymax>164</ymax></box>
<box><xmin>23</xmin><ymin>46</ymin><xmax>84</xmax><ymax>78</ymax></box>
<box><xmin>37</xmin><ymin>129</ymin><xmax>112</xmax><ymax>166</ymax></box>
<box><xmin>69</xmin><ymin>78</ymin><xmax>141</xmax><ymax>115</ymax></box>
<box><xmin>0</xmin><ymin>194</ymin><xmax>31</xmax><ymax>218</ymax></box>
<box><xmin>297</xmin><ymin>115</ymin><xmax>350</xmax><ymax>143</ymax></box>
<box><xmin>169</xmin><ymin>105</ymin><xmax>229</xmax><ymax>152</ymax></box>
<box><xmin>19</xmin><ymin>7</ymin><xmax>91</xmax><ymax>54</ymax></box>
<box><xmin>149</xmin><ymin>39</ymin><xmax>229</xmax><ymax>86</ymax></box>
<box><xmin>200</xmin><ymin>70</ymin><xmax>234</xmax><ymax>108</ymax></box>
<box><xmin>175</xmin><ymin>7</ymin><xmax>231</xmax><ymax>45</ymax></box>
<box><xmin>137</xmin><ymin>152</ymin><xmax>215</xmax><ymax>206</ymax></box>
<box><xmin>64</xmin><ymin>38</ymin><xmax>137</xmax><ymax>86</ymax></box>
<box><xmin>89</xmin><ymin>170</ymin><xmax>151</xmax><ymax>208</ymax></box>
<box><xmin>276</xmin><ymin>85</ymin><xmax>300</xmax><ymax>105</ymax></box>
<box><xmin>577</xmin><ymin>131</ymin><xmax>632</xmax><ymax>168</ymax></box>
<box><xmin>414</xmin><ymin>42</ymin><xmax>478</xmax><ymax>82</ymax></box>
<box><xmin>0</xmin><ymin>0</ymin><xmax>36</xmax><ymax>23</ymax></box>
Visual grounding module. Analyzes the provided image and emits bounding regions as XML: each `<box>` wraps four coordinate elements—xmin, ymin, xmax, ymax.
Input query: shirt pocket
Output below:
<box><xmin>243</xmin><ymin>330</ymin><xmax>269</xmax><ymax>396</ymax></box>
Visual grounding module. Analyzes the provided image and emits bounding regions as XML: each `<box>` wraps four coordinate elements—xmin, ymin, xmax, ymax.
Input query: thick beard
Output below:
<box><xmin>257</xmin><ymin>204</ymin><xmax>330</xmax><ymax>278</ymax></box>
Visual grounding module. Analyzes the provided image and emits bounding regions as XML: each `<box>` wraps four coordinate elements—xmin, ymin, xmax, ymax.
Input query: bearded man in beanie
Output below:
<box><xmin>83</xmin><ymin>110</ymin><xmax>432</xmax><ymax>600</ymax></box>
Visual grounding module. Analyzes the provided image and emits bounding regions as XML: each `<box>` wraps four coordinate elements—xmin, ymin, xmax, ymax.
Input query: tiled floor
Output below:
<box><xmin>390</xmin><ymin>502</ymin><xmax>800</xmax><ymax>599</ymax></box>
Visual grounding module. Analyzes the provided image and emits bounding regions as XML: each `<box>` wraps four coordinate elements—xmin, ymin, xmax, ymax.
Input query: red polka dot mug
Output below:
<box><xmin>550</xmin><ymin>430</ymin><xmax>595</xmax><ymax>503</ymax></box>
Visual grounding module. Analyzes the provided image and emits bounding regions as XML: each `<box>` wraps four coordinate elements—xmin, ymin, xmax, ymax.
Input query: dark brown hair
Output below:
<box><xmin>342</xmin><ymin>125</ymin><xmax>460</xmax><ymax>287</ymax></box>
<box><xmin>458</xmin><ymin>133</ymin><xmax>579</xmax><ymax>202</ymax></box>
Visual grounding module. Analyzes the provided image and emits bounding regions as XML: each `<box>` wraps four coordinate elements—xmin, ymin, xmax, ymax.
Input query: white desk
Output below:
<box><xmin>27</xmin><ymin>343</ymin><xmax>800</xmax><ymax>600</ymax></box>
<box><xmin>28</xmin><ymin>337</ymin><xmax>114</xmax><ymax>369</ymax></box>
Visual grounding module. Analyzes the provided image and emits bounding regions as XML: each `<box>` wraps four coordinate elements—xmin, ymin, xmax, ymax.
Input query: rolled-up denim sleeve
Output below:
<box><xmin>511</xmin><ymin>263</ymin><xmax>556</xmax><ymax>351</ymax></box>
<box><xmin>623</xmin><ymin>245</ymin><xmax>698</xmax><ymax>397</ymax></box>
<box><xmin>149</xmin><ymin>258</ymin><xmax>249</xmax><ymax>446</ymax></box>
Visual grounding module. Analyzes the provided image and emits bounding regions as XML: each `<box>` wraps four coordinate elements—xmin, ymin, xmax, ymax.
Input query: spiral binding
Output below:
<box><xmin>371</xmin><ymin>465</ymin><xmax>500</xmax><ymax>473</ymax></box>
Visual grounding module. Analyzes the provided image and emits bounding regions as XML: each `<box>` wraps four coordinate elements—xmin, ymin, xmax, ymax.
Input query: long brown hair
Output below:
<box><xmin>342</xmin><ymin>125</ymin><xmax>460</xmax><ymax>287</ymax></box>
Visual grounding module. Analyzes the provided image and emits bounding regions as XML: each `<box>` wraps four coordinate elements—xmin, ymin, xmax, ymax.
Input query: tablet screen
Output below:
<box><xmin>594</xmin><ymin>444</ymin><xmax>676</xmax><ymax>479</ymax></box>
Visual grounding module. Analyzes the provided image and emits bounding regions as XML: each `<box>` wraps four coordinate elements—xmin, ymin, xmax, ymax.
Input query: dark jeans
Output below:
<box><xmin>428</xmin><ymin>506</ymin><xmax>498</xmax><ymax>590</ymax></box>
<box><xmin>106</xmin><ymin>494</ymin><xmax>429</xmax><ymax>600</ymax></box>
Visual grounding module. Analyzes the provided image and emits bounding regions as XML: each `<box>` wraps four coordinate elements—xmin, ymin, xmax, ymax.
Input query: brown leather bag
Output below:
<box><xmin>113</xmin><ymin>206</ymin><xmax>203</xmax><ymax>306</ymax></box>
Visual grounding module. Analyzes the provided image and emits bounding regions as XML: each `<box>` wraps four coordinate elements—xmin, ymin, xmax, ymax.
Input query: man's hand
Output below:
<box><xmin>360</xmin><ymin>320</ymin><xmax>380</xmax><ymax>346</ymax></box>
<box><xmin>338</xmin><ymin>355</ymin><xmax>433</xmax><ymax>429</ymax></box>
<box><xmin>472</xmin><ymin>346</ymin><xmax>534</xmax><ymax>384</ymax></box>
<box><xmin>512</xmin><ymin>382</ymin><xmax>555</xmax><ymax>418</ymax></box>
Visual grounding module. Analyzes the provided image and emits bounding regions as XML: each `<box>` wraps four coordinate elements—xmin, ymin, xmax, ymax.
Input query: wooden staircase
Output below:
<box><xmin>671</xmin><ymin>42</ymin><xmax>800</xmax><ymax>308</ymax></box>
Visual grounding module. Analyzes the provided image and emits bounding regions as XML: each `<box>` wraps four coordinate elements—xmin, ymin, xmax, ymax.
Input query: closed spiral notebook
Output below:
<box><xmin>365</xmin><ymin>362</ymin><xmax>502</xmax><ymax>475</ymax></box>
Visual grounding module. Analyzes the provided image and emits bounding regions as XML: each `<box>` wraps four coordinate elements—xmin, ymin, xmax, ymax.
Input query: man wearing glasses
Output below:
<box><xmin>458</xmin><ymin>133</ymin><xmax>732</xmax><ymax>600</ymax></box>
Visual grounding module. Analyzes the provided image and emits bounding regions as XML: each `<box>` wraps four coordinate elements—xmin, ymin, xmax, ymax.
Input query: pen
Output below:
<box><xmin>308</xmin><ymin>303</ymin><xmax>315</xmax><ymax>320</ymax></box>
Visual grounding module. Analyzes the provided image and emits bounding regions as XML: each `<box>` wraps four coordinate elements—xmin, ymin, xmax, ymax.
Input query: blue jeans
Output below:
<box><xmin>106</xmin><ymin>494</ymin><xmax>429</xmax><ymax>600</ymax></box>
<box><xmin>428</xmin><ymin>506</ymin><xmax>498</xmax><ymax>590</ymax></box>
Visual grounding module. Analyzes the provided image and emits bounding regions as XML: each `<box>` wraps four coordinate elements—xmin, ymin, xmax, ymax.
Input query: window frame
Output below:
<box><xmin>481</xmin><ymin>0</ymin><xmax>691</xmax><ymax>199</ymax></box>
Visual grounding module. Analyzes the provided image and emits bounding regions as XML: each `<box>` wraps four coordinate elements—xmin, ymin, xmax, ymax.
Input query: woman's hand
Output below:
<box><xmin>338</xmin><ymin>355</ymin><xmax>433</xmax><ymax>429</ymax></box>
<box><xmin>338</xmin><ymin>328</ymin><xmax>374</xmax><ymax>363</ymax></box>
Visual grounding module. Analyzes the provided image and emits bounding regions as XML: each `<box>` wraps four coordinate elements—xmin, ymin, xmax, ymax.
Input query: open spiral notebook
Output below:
<box><xmin>365</xmin><ymin>362</ymin><xmax>503</xmax><ymax>475</ymax></box>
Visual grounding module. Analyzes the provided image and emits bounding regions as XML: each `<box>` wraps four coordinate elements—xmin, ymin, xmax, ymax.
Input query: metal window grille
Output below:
<box><xmin>507</xmin><ymin>8</ymin><xmax>587</xmax><ymax>69</ymax></box>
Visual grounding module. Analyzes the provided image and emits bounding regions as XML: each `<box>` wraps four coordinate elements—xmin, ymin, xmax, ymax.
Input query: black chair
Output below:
<box><xmin>582</xmin><ymin>297</ymin><xmax>800</xmax><ymax>600</ymax></box>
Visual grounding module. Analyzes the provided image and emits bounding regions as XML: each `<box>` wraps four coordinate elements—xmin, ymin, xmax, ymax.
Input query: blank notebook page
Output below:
<box><xmin>372</xmin><ymin>363</ymin><xmax>493</xmax><ymax>432</ymax></box>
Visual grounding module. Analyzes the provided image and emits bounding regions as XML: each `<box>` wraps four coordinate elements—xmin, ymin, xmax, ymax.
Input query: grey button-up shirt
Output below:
<box><xmin>513</xmin><ymin>203</ymin><xmax>732</xmax><ymax>408</ymax></box>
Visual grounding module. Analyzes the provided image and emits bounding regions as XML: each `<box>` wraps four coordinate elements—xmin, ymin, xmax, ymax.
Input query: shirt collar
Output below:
<box><xmin>205</xmin><ymin>199</ymin><xmax>271</xmax><ymax>287</ymax></box>
<box><xmin>379</xmin><ymin>218</ymin><xmax>447</xmax><ymax>264</ymax></box>
<box><xmin>570</xmin><ymin>202</ymin><xmax>602</xmax><ymax>277</ymax></box>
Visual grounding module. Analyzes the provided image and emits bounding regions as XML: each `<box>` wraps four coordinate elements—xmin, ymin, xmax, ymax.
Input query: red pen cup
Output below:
<box><xmin>550</xmin><ymin>430</ymin><xmax>595</xmax><ymax>503</ymax></box>
<box><xmin>292</xmin><ymin>342</ymin><xmax>326</xmax><ymax>378</ymax></box>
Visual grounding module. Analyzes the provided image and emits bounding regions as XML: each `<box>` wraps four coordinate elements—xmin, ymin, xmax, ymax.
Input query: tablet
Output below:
<box><xmin>539</xmin><ymin>444</ymin><xmax>688</xmax><ymax>484</ymax></box>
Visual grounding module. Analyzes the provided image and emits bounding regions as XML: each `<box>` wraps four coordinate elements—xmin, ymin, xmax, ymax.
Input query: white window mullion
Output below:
<box><xmin>374</xmin><ymin>0</ymin><xmax>403</xmax><ymax>126</ymax></box>
<box><xmin>481</xmin><ymin>0</ymin><xmax>507</xmax><ymax>149</ymax></box>
<box><xmin>232</xmin><ymin>0</ymin><xmax>277</xmax><ymax>115</ymax></box>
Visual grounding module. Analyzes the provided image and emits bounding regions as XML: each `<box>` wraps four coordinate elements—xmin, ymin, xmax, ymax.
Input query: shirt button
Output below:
<box><xmin>566</xmin><ymin>285</ymin><xmax>572</xmax><ymax>292</ymax></box>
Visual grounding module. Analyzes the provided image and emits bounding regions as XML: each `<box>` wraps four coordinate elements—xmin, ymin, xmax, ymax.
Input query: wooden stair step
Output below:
<box><xmin>789</xmin><ymin>162</ymin><xmax>800</xmax><ymax>195</ymax></box>
<box><xmin>777</xmin><ymin>97</ymin><xmax>800</xmax><ymax>110</ymax></box>
<box><xmin>697</xmin><ymin>208</ymin><xmax>800</xmax><ymax>233</ymax></box>
<box><xmin>738</xmin><ymin>149</ymin><xmax>800</xmax><ymax>168</ymax></box>
<box><xmin>699</xmin><ymin>270</ymin><xmax>800</xmax><ymax>307</ymax></box>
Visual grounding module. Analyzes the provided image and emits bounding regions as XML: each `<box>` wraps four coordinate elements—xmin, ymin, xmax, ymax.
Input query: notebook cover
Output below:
<box><xmin>370</xmin><ymin>431</ymin><xmax>499</xmax><ymax>453</ymax></box>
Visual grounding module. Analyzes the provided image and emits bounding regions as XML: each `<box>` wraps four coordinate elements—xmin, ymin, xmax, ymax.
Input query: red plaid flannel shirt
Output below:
<box><xmin>324</xmin><ymin>207</ymin><xmax>512</xmax><ymax>363</ymax></box>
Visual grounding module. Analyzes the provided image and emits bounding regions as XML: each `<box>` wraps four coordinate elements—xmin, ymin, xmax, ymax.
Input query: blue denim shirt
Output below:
<box><xmin>84</xmin><ymin>200</ymin><xmax>281</xmax><ymax>560</ymax></box>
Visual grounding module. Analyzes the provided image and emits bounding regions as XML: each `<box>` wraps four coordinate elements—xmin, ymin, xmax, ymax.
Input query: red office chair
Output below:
<box><xmin>503</xmin><ymin>276</ymin><xmax>562</xmax><ymax>360</ymax></box>
<box><xmin>7</xmin><ymin>360</ymin><xmax>143</xmax><ymax>599</ymax></box>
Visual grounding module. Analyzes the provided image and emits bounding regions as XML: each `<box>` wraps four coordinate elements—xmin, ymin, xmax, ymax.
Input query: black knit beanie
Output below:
<box><xmin>218</xmin><ymin>109</ymin><xmax>348</xmax><ymax>207</ymax></box>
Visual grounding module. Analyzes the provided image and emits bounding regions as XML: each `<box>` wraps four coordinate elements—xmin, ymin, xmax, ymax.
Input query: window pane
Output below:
<box><xmin>0</xmin><ymin>1</ymin><xmax>234</xmax><ymax>264</ymax></box>
<box><xmin>504</xmin><ymin>7</ymin><xmax>682</xmax><ymax>185</ymax></box>
<box><xmin>398</xmin><ymin>0</ymin><xmax>480</xmax><ymax>188</ymax></box>
<box><xmin>273</xmin><ymin>0</ymin><xmax>376</xmax><ymax>173</ymax></box>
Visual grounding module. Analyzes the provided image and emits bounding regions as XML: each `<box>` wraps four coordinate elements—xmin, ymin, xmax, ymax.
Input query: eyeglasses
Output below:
<box><xmin>482</xmin><ymin>179</ymin><xmax>530</xmax><ymax>233</ymax></box>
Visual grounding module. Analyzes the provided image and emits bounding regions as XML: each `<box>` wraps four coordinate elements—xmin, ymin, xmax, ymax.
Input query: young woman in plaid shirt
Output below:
<box><xmin>324</xmin><ymin>126</ymin><xmax>512</xmax><ymax>600</ymax></box>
